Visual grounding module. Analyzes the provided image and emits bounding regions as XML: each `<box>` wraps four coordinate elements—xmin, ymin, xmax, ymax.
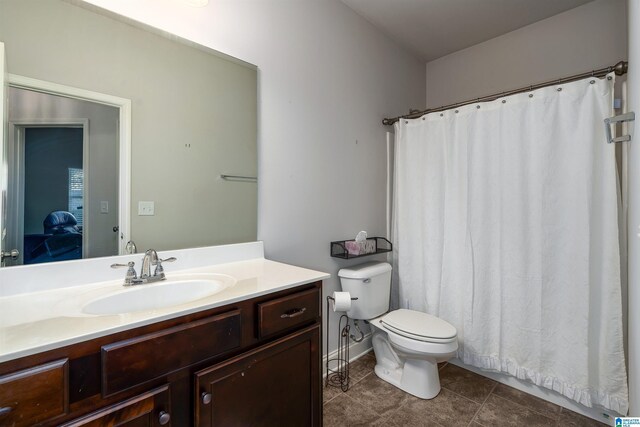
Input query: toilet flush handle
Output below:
<box><xmin>362</xmin><ymin>278</ymin><xmax>371</xmax><ymax>283</ymax></box>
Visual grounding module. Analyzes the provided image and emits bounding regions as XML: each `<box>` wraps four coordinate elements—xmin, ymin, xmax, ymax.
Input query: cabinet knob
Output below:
<box><xmin>0</xmin><ymin>407</ymin><xmax>12</xmax><ymax>416</ymax></box>
<box><xmin>158</xmin><ymin>411</ymin><xmax>171</xmax><ymax>425</ymax></box>
<box><xmin>201</xmin><ymin>392</ymin><xmax>212</xmax><ymax>405</ymax></box>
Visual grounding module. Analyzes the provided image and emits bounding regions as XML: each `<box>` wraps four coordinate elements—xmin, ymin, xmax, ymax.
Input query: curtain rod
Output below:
<box><xmin>382</xmin><ymin>60</ymin><xmax>628</xmax><ymax>126</ymax></box>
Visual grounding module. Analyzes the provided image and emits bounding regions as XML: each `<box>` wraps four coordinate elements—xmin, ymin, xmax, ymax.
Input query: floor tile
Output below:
<box><xmin>439</xmin><ymin>363</ymin><xmax>497</xmax><ymax>403</ymax></box>
<box><xmin>473</xmin><ymin>394</ymin><xmax>556</xmax><ymax>427</ymax></box>
<box><xmin>555</xmin><ymin>408</ymin><xmax>609</xmax><ymax>426</ymax></box>
<box><xmin>348</xmin><ymin>355</ymin><xmax>376</xmax><ymax>382</ymax></box>
<box><xmin>492</xmin><ymin>383</ymin><xmax>562</xmax><ymax>418</ymax></box>
<box><xmin>323</xmin><ymin>394</ymin><xmax>382</xmax><ymax>427</ymax></box>
<box><xmin>325</xmin><ymin>352</ymin><xmax>376</xmax><ymax>405</ymax></box>
<box><xmin>397</xmin><ymin>387</ymin><xmax>481</xmax><ymax>426</ymax></box>
<box><xmin>344</xmin><ymin>372</ymin><xmax>410</xmax><ymax>418</ymax></box>
<box><xmin>323</xmin><ymin>383</ymin><xmax>345</xmax><ymax>404</ymax></box>
<box><xmin>323</xmin><ymin>356</ymin><xmax>608</xmax><ymax>427</ymax></box>
<box><xmin>382</xmin><ymin>409</ymin><xmax>445</xmax><ymax>427</ymax></box>
<box><xmin>439</xmin><ymin>363</ymin><xmax>484</xmax><ymax>385</ymax></box>
<box><xmin>359</xmin><ymin>352</ymin><xmax>377</xmax><ymax>371</ymax></box>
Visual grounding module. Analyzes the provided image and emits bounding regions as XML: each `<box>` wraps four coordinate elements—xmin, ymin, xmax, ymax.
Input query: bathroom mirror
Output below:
<box><xmin>0</xmin><ymin>0</ymin><xmax>257</xmax><ymax>267</ymax></box>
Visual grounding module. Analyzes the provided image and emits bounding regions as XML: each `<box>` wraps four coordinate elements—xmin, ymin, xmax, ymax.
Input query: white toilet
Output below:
<box><xmin>338</xmin><ymin>261</ymin><xmax>458</xmax><ymax>399</ymax></box>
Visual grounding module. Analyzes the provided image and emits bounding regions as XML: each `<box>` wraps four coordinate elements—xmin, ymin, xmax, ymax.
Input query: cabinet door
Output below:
<box><xmin>0</xmin><ymin>358</ymin><xmax>69</xmax><ymax>426</ymax></box>
<box><xmin>195</xmin><ymin>324</ymin><xmax>320</xmax><ymax>427</ymax></box>
<box><xmin>61</xmin><ymin>385</ymin><xmax>171</xmax><ymax>427</ymax></box>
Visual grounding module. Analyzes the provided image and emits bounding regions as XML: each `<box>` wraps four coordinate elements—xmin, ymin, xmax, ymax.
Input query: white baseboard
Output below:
<box><xmin>323</xmin><ymin>332</ymin><xmax>372</xmax><ymax>378</ymax></box>
<box><xmin>448</xmin><ymin>359</ymin><xmax>619</xmax><ymax>426</ymax></box>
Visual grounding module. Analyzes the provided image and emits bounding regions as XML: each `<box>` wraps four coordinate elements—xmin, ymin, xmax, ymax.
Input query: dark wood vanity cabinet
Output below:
<box><xmin>195</xmin><ymin>325</ymin><xmax>320</xmax><ymax>427</ymax></box>
<box><xmin>0</xmin><ymin>281</ymin><xmax>322</xmax><ymax>427</ymax></box>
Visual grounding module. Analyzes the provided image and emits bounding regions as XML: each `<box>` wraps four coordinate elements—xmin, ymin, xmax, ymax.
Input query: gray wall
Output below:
<box><xmin>0</xmin><ymin>0</ymin><xmax>258</xmax><ymax>252</ymax></box>
<box><xmin>10</xmin><ymin>87</ymin><xmax>119</xmax><ymax>258</ymax></box>
<box><xmin>425</xmin><ymin>0</ymin><xmax>627</xmax><ymax>108</ymax></box>
<box><xmin>24</xmin><ymin>128</ymin><xmax>82</xmax><ymax>234</ymax></box>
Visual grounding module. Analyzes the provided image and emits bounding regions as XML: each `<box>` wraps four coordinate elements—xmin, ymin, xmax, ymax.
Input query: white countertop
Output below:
<box><xmin>0</xmin><ymin>245</ymin><xmax>329</xmax><ymax>363</ymax></box>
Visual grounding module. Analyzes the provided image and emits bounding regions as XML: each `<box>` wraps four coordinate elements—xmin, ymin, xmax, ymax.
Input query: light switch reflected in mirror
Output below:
<box><xmin>0</xmin><ymin>0</ymin><xmax>258</xmax><ymax>268</ymax></box>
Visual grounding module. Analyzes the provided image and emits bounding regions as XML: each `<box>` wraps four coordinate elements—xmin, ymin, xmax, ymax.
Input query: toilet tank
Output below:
<box><xmin>338</xmin><ymin>262</ymin><xmax>392</xmax><ymax>320</ymax></box>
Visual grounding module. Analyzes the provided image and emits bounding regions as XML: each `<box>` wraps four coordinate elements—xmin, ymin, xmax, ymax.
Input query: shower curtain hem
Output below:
<box><xmin>461</xmin><ymin>351</ymin><xmax>629</xmax><ymax>415</ymax></box>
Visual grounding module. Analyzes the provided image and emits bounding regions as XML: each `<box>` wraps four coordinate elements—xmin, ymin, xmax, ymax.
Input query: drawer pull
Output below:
<box><xmin>201</xmin><ymin>392</ymin><xmax>212</xmax><ymax>405</ymax></box>
<box><xmin>158</xmin><ymin>411</ymin><xmax>171</xmax><ymax>425</ymax></box>
<box><xmin>280</xmin><ymin>307</ymin><xmax>307</xmax><ymax>318</ymax></box>
<box><xmin>0</xmin><ymin>407</ymin><xmax>12</xmax><ymax>416</ymax></box>
<box><xmin>257</xmin><ymin>287</ymin><xmax>319</xmax><ymax>337</ymax></box>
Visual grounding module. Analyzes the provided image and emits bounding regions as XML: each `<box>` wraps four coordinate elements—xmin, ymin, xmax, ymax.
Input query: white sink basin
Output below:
<box><xmin>82</xmin><ymin>273</ymin><xmax>236</xmax><ymax>315</ymax></box>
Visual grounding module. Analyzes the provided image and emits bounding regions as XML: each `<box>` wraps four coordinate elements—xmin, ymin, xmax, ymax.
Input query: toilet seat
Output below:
<box><xmin>379</xmin><ymin>309</ymin><xmax>457</xmax><ymax>344</ymax></box>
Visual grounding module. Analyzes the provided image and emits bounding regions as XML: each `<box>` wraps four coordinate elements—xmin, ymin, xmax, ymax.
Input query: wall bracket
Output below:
<box><xmin>605</xmin><ymin>112</ymin><xmax>635</xmax><ymax>143</ymax></box>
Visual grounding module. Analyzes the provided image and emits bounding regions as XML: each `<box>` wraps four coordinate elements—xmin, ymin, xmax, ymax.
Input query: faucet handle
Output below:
<box><xmin>153</xmin><ymin>257</ymin><xmax>176</xmax><ymax>278</ymax></box>
<box><xmin>111</xmin><ymin>261</ymin><xmax>135</xmax><ymax>269</ymax></box>
<box><xmin>111</xmin><ymin>261</ymin><xmax>138</xmax><ymax>285</ymax></box>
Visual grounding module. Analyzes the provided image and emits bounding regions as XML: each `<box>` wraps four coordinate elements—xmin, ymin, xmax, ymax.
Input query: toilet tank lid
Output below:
<box><xmin>338</xmin><ymin>262</ymin><xmax>392</xmax><ymax>279</ymax></box>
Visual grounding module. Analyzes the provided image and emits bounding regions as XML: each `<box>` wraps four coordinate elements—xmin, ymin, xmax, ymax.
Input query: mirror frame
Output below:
<box><xmin>7</xmin><ymin>73</ymin><xmax>132</xmax><ymax>256</ymax></box>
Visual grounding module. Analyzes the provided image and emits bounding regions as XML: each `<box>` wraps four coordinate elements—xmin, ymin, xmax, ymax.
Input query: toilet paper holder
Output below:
<box><xmin>325</xmin><ymin>295</ymin><xmax>360</xmax><ymax>392</ymax></box>
<box><xmin>327</xmin><ymin>295</ymin><xmax>358</xmax><ymax>301</ymax></box>
<box><xmin>328</xmin><ymin>291</ymin><xmax>358</xmax><ymax>312</ymax></box>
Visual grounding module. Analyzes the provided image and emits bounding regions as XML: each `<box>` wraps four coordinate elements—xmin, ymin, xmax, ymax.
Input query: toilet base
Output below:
<box><xmin>374</xmin><ymin>357</ymin><xmax>441</xmax><ymax>399</ymax></box>
<box><xmin>370</xmin><ymin>325</ymin><xmax>454</xmax><ymax>400</ymax></box>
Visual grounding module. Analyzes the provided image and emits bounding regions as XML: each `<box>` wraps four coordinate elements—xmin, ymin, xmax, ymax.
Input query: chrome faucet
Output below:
<box><xmin>140</xmin><ymin>249</ymin><xmax>159</xmax><ymax>279</ymax></box>
<box><xmin>111</xmin><ymin>249</ymin><xmax>177</xmax><ymax>286</ymax></box>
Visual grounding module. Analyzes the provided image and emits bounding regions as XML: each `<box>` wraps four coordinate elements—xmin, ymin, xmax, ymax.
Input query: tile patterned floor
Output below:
<box><xmin>323</xmin><ymin>353</ymin><xmax>610</xmax><ymax>427</ymax></box>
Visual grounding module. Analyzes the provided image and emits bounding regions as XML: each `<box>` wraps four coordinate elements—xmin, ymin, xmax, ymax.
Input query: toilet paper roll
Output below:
<box><xmin>331</xmin><ymin>291</ymin><xmax>352</xmax><ymax>312</ymax></box>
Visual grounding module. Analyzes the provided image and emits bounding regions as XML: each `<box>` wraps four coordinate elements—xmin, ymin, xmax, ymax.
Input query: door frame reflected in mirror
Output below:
<box><xmin>6</xmin><ymin>74</ymin><xmax>131</xmax><ymax>261</ymax></box>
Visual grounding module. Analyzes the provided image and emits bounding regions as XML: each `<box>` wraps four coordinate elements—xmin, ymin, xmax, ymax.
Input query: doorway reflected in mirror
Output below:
<box><xmin>6</xmin><ymin>88</ymin><xmax>119</xmax><ymax>266</ymax></box>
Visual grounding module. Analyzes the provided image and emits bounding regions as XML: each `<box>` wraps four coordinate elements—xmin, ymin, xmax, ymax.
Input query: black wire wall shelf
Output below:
<box><xmin>330</xmin><ymin>237</ymin><xmax>392</xmax><ymax>259</ymax></box>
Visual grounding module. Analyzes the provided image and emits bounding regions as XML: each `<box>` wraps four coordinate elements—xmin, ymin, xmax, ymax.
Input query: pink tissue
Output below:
<box><xmin>345</xmin><ymin>241</ymin><xmax>362</xmax><ymax>256</ymax></box>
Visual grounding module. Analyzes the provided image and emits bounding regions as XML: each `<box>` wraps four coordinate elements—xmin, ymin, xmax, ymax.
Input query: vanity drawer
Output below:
<box><xmin>0</xmin><ymin>358</ymin><xmax>69</xmax><ymax>426</ymax></box>
<box><xmin>61</xmin><ymin>384</ymin><xmax>171</xmax><ymax>427</ymax></box>
<box><xmin>258</xmin><ymin>287</ymin><xmax>320</xmax><ymax>338</ymax></box>
<box><xmin>101</xmin><ymin>309</ymin><xmax>241</xmax><ymax>396</ymax></box>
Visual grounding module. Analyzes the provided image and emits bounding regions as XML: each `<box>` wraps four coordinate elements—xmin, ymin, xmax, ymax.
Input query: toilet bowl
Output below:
<box><xmin>369</xmin><ymin>309</ymin><xmax>457</xmax><ymax>399</ymax></box>
<box><xmin>338</xmin><ymin>262</ymin><xmax>458</xmax><ymax>399</ymax></box>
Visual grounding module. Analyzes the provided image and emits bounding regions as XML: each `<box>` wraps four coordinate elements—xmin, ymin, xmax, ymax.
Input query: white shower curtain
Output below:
<box><xmin>392</xmin><ymin>73</ymin><xmax>628</xmax><ymax>413</ymax></box>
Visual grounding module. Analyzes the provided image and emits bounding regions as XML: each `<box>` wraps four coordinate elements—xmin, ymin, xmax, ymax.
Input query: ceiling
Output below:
<box><xmin>340</xmin><ymin>0</ymin><xmax>594</xmax><ymax>62</ymax></box>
